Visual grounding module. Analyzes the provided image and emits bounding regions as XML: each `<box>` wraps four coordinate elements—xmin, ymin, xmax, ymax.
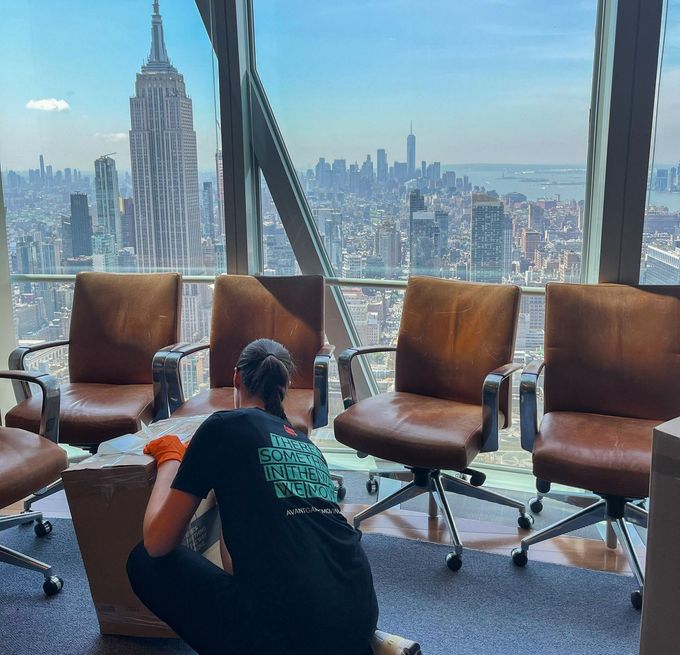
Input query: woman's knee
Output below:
<box><xmin>126</xmin><ymin>540</ymin><xmax>152</xmax><ymax>590</ymax></box>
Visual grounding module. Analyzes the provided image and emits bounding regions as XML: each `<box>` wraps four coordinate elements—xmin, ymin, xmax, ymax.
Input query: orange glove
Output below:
<box><xmin>143</xmin><ymin>434</ymin><xmax>187</xmax><ymax>467</ymax></box>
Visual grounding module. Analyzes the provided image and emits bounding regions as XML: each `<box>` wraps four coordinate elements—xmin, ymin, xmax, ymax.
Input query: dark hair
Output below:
<box><xmin>236</xmin><ymin>339</ymin><xmax>295</xmax><ymax>420</ymax></box>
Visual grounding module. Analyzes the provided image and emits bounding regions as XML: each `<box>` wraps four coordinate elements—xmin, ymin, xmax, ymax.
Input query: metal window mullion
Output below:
<box><xmin>196</xmin><ymin>0</ymin><xmax>260</xmax><ymax>275</ymax></box>
<box><xmin>0</xmin><ymin>168</ymin><xmax>18</xmax><ymax>413</ymax></box>
<box><xmin>585</xmin><ymin>0</ymin><xmax>663</xmax><ymax>284</ymax></box>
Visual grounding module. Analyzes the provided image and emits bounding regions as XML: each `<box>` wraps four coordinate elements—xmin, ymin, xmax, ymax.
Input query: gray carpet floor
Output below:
<box><xmin>0</xmin><ymin>520</ymin><xmax>640</xmax><ymax>655</ymax></box>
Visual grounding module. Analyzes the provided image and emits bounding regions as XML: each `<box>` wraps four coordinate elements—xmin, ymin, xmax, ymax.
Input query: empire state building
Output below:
<box><xmin>129</xmin><ymin>1</ymin><xmax>202</xmax><ymax>273</ymax></box>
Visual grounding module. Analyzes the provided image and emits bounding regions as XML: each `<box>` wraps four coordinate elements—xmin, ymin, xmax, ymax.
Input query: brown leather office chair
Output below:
<box><xmin>162</xmin><ymin>274</ymin><xmax>334</xmax><ymax>436</ymax></box>
<box><xmin>512</xmin><ymin>282</ymin><xmax>680</xmax><ymax>610</ymax></box>
<box><xmin>6</xmin><ymin>272</ymin><xmax>182</xmax><ymax>454</ymax></box>
<box><xmin>334</xmin><ymin>276</ymin><xmax>530</xmax><ymax>570</ymax></box>
<box><xmin>0</xmin><ymin>370</ymin><xmax>66</xmax><ymax>596</ymax></box>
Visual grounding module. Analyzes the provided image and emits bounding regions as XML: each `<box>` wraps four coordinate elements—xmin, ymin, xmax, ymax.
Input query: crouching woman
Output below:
<box><xmin>126</xmin><ymin>338</ymin><xmax>378</xmax><ymax>655</ymax></box>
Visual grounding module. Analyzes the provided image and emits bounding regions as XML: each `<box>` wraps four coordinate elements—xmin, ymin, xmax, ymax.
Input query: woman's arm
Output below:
<box><xmin>143</xmin><ymin>460</ymin><xmax>201</xmax><ymax>558</ymax></box>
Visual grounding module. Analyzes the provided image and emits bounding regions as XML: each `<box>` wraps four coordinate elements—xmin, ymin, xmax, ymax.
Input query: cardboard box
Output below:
<box><xmin>639</xmin><ymin>416</ymin><xmax>680</xmax><ymax>655</ymax></box>
<box><xmin>62</xmin><ymin>417</ymin><xmax>221</xmax><ymax>638</ymax></box>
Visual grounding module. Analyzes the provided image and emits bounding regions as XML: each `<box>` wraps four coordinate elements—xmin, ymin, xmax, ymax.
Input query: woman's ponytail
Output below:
<box><xmin>235</xmin><ymin>339</ymin><xmax>295</xmax><ymax>420</ymax></box>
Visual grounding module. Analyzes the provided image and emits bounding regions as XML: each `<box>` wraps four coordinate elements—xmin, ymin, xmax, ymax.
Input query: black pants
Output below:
<box><xmin>126</xmin><ymin>542</ymin><xmax>376</xmax><ymax>655</ymax></box>
<box><xmin>127</xmin><ymin>542</ymin><xmax>244</xmax><ymax>655</ymax></box>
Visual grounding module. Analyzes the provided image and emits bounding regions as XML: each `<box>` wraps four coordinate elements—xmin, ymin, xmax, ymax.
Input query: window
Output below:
<box><xmin>253</xmin><ymin>0</ymin><xmax>597</xmax><ymax>468</ymax></box>
<box><xmin>254</xmin><ymin>0</ymin><xmax>595</xmax><ymax>288</ymax></box>
<box><xmin>641</xmin><ymin>0</ymin><xmax>680</xmax><ymax>284</ymax></box>
<box><xmin>1</xmin><ymin>0</ymin><xmax>223</xmax><ymax>399</ymax></box>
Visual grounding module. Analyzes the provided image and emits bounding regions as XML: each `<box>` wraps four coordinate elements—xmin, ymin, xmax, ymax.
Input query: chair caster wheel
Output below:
<box><xmin>517</xmin><ymin>514</ymin><xmax>534</xmax><ymax>530</ymax></box>
<box><xmin>529</xmin><ymin>498</ymin><xmax>543</xmax><ymax>514</ymax></box>
<box><xmin>34</xmin><ymin>520</ymin><xmax>52</xmax><ymax>538</ymax></box>
<box><xmin>631</xmin><ymin>590</ymin><xmax>643</xmax><ymax>611</ymax></box>
<box><xmin>43</xmin><ymin>576</ymin><xmax>63</xmax><ymax>596</ymax></box>
<box><xmin>469</xmin><ymin>471</ymin><xmax>486</xmax><ymax>487</ymax></box>
<box><xmin>511</xmin><ymin>548</ymin><xmax>528</xmax><ymax>567</ymax></box>
<box><xmin>336</xmin><ymin>485</ymin><xmax>347</xmax><ymax>501</ymax></box>
<box><xmin>366</xmin><ymin>479</ymin><xmax>379</xmax><ymax>494</ymax></box>
<box><xmin>446</xmin><ymin>553</ymin><xmax>462</xmax><ymax>571</ymax></box>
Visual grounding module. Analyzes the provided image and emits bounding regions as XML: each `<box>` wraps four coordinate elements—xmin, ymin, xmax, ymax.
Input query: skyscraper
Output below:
<box><xmin>94</xmin><ymin>155</ymin><xmax>122</xmax><ymax>248</ymax></box>
<box><xmin>470</xmin><ymin>193</ymin><xmax>504</xmax><ymax>283</ymax></box>
<box><xmin>406</xmin><ymin>123</ymin><xmax>416</xmax><ymax>179</ymax></box>
<box><xmin>69</xmin><ymin>193</ymin><xmax>93</xmax><ymax>258</ymax></box>
<box><xmin>202</xmin><ymin>181</ymin><xmax>215</xmax><ymax>241</ymax></box>
<box><xmin>410</xmin><ymin>211</ymin><xmax>440</xmax><ymax>276</ymax></box>
<box><xmin>129</xmin><ymin>0</ymin><xmax>201</xmax><ymax>273</ymax></box>
<box><xmin>376</xmin><ymin>149</ymin><xmax>388</xmax><ymax>183</ymax></box>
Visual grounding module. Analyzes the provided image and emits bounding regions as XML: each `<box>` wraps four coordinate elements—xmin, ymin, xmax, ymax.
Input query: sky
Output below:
<box><xmin>1</xmin><ymin>0</ymin><xmax>679</xmax><ymax>175</ymax></box>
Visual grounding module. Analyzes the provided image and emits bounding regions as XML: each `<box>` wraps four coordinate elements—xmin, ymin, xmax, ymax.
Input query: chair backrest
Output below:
<box><xmin>395</xmin><ymin>277</ymin><xmax>520</xmax><ymax>416</ymax></box>
<box><xmin>209</xmin><ymin>275</ymin><xmax>325</xmax><ymax>389</ymax></box>
<box><xmin>68</xmin><ymin>272</ymin><xmax>182</xmax><ymax>385</ymax></box>
<box><xmin>544</xmin><ymin>282</ymin><xmax>680</xmax><ymax>420</ymax></box>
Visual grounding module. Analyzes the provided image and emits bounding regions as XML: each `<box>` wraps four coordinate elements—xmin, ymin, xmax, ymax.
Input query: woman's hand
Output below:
<box><xmin>144</xmin><ymin>434</ymin><xmax>187</xmax><ymax>467</ymax></box>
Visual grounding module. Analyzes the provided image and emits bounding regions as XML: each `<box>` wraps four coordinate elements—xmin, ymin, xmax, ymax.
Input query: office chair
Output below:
<box><xmin>335</xmin><ymin>276</ymin><xmax>531</xmax><ymax>570</ymax></box>
<box><xmin>6</xmin><ymin>272</ymin><xmax>182</xmax><ymax>458</ymax></box>
<box><xmin>159</xmin><ymin>274</ymin><xmax>341</xmax><ymax>495</ymax></box>
<box><xmin>0</xmin><ymin>370</ymin><xmax>66</xmax><ymax>596</ymax></box>
<box><xmin>511</xmin><ymin>282</ymin><xmax>680</xmax><ymax>609</ymax></box>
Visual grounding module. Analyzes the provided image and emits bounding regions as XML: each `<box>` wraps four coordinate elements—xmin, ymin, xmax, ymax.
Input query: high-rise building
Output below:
<box><xmin>129</xmin><ymin>0</ymin><xmax>201</xmax><ymax>273</ymax></box>
<box><xmin>435</xmin><ymin>210</ymin><xmax>449</xmax><ymax>258</ymax></box>
<box><xmin>406</xmin><ymin>124</ymin><xmax>416</xmax><ymax>179</ymax></box>
<box><xmin>69</xmin><ymin>193</ymin><xmax>93</xmax><ymax>258</ymax></box>
<box><xmin>408</xmin><ymin>188</ymin><xmax>425</xmax><ymax>216</ymax></box>
<box><xmin>528</xmin><ymin>203</ymin><xmax>545</xmax><ymax>234</ymax></box>
<box><xmin>470</xmin><ymin>193</ymin><xmax>504</xmax><ymax>283</ymax></box>
<box><xmin>202</xmin><ymin>181</ymin><xmax>215</xmax><ymax>240</ymax></box>
<box><xmin>376</xmin><ymin>149</ymin><xmax>388</xmax><ymax>183</ymax></box>
<box><xmin>121</xmin><ymin>197</ymin><xmax>137</xmax><ymax>250</ymax></box>
<box><xmin>215</xmin><ymin>150</ymin><xmax>224</xmax><ymax>240</ymax></box>
<box><xmin>410</xmin><ymin>210</ymin><xmax>440</xmax><ymax>276</ymax></box>
<box><xmin>313</xmin><ymin>208</ymin><xmax>343</xmax><ymax>272</ymax></box>
<box><xmin>94</xmin><ymin>155</ymin><xmax>122</xmax><ymax>248</ymax></box>
<box><xmin>644</xmin><ymin>245</ymin><xmax>680</xmax><ymax>284</ymax></box>
<box><xmin>39</xmin><ymin>154</ymin><xmax>45</xmax><ymax>184</ymax></box>
<box><xmin>331</xmin><ymin>159</ymin><xmax>347</xmax><ymax>189</ymax></box>
<box><xmin>521</xmin><ymin>228</ymin><xmax>542</xmax><ymax>264</ymax></box>
<box><xmin>375</xmin><ymin>221</ymin><xmax>401</xmax><ymax>277</ymax></box>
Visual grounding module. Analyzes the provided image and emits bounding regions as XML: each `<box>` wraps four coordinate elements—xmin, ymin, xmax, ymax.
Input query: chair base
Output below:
<box><xmin>23</xmin><ymin>477</ymin><xmax>64</xmax><ymax>513</ymax></box>
<box><xmin>353</xmin><ymin>468</ymin><xmax>530</xmax><ymax>569</ymax></box>
<box><xmin>0</xmin><ymin>510</ymin><xmax>63</xmax><ymax>595</ymax></box>
<box><xmin>512</xmin><ymin>495</ymin><xmax>647</xmax><ymax>609</ymax></box>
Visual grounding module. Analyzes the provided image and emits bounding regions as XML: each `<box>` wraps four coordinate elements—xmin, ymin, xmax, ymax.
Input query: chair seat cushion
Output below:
<box><xmin>172</xmin><ymin>388</ymin><xmax>315</xmax><ymax>435</ymax></box>
<box><xmin>6</xmin><ymin>382</ymin><xmax>154</xmax><ymax>447</ymax></box>
<box><xmin>334</xmin><ymin>392</ymin><xmax>490</xmax><ymax>471</ymax></box>
<box><xmin>534</xmin><ymin>411</ymin><xmax>656</xmax><ymax>498</ymax></box>
<box><xmin>0</xmin><ymin>428</ymin><xmax>68</xmax><ymax>507</ymax></box>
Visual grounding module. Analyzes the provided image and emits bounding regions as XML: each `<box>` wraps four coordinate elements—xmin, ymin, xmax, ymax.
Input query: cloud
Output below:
<box><xmin>95</xmin><ymin>132</ymin><xmax>128</xmax><ymax>143</ymax></box>
<box><xmin>25</xmin><ymin>98</ymin><xmax>70</xmax><ymax>112</ymax></box>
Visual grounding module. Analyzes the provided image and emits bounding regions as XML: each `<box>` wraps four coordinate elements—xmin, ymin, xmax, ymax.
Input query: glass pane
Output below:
<box><xmin>1</xmin><ymin>1</ymin><xmax>223</xmax><ymax>354</ymax></box>
<box><xmin>261</xmin><ymin>175</ymin><xmax>301</xmax><ymax>276</ymax></box>
<box><xmin>641</xmin><ymin>0</ymin><xmax>680</xmax><ymax>284</ymax></box>
<box><xmin>253</xmin><ymin>0</ymin><xmax>595</xmax><ymax>288</ymax></box>
<box><xmin>254</xmin><ymin>1</ymin><xmax>594</xmax><ymax>470</ymax></box>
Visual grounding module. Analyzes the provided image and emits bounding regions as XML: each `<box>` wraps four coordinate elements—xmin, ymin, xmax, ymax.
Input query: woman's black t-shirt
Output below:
<box><xmin>171</xmin><ymin>407</ymin><xmax>378</xmax><ymax>653</ymax></box>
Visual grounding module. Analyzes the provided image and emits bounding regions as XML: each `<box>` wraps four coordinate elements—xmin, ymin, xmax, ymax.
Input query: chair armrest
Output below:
<box><xmin>0</xmin><ymin>370</ymin><xmax>60</xmax><ymax>443</ymax></box>
<box><xmin>519</xmin><ymin>358</ymin><xmax>545</xmax><ymax>452</ymax></box>
<box><xmin>338</xmin><ymin>346</ymin><xmax>397</xmax><ymax>409</ymax></box>
<box><xmin>164</xmin><ymin>342</ymin><xmax>210</xmax><ymax>415</ymax></box>
<box><xmin>313</xmin><ymin>343</ymin><xmax>335</xmax><ymax>429</ymax></box>
<box><xmin>481</xmin><ymin>363</ymin><xmax>523</xmax><ymax>453</ymax></box>
<box><xmin>152</xmin><ymin>343</ymin><xmax>186</xmax><ymax>421</ymax></box>
<box><xmin>8</xmin><ymin>340</ymin><xmax>69</xmax><ymax>403</ymax></box>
